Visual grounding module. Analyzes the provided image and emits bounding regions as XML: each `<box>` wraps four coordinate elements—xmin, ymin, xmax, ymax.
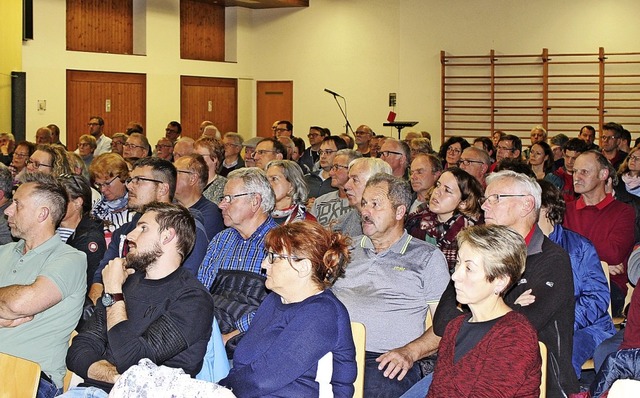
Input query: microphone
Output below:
<box><xmin>324</xmin><ymin>88</ymin><xmax>343</xmax><ymax>97</ymax></box>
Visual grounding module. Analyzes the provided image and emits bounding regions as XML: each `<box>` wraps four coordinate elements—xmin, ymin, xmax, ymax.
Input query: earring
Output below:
<box><xmin>494</xmin><ymin>289</ymin><xmax>500</xmax><ymax>295</ymax></box>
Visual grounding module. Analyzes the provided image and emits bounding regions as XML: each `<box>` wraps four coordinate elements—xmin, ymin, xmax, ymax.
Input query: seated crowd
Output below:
<box><xmin>1</xmin><ymin>118</ymin><xmax>640</xmax><ymax>398</ymax></box>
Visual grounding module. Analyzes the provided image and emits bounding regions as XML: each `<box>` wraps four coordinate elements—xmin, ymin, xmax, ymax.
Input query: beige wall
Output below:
<box><xmin>0</xmin><ymin>0</ymin><xmax>23</xmax><ymax>135</ymax></box>
<box><xmin>13</xmin><ymin>0</ymin><xmax>640</xmax><ymax>148</ymax></box>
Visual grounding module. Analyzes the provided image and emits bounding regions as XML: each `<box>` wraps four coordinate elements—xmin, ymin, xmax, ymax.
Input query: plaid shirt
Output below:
<box><xmin>197</xmin><ymin>217</ymin><xmax>277</xmax><ymax>332</ymax></box>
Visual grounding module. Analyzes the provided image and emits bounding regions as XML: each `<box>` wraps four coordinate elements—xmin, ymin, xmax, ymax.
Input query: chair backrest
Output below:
<box><xmin>351</xmin><ymin>322</ymin><xmax>366</xmax><ymax>398</ymax></box>
<box><xmin>601</xmin><ymin>261</ymin><xmax>612</xmax><ymax>318</ymax></box>
<box><xmin>63</xmin><ymin>330</ymin><xmax>79</xmax><ymax>392</ymax></box>
<box><xmin>0</xmin><ymin>352</ymin><xmax>41</xmax><ymax>398</ymax></box>
<box><xmin>538</xmin><ymin>342</ymin><xmax>547</xmax><ymax>398</ymax></box>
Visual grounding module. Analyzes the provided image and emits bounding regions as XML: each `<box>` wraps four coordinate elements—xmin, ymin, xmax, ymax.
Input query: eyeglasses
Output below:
<box><xmin>447</xmin><ymin>147</ymin><xmax>461</xmax><ymax>154</ymax></box>
<box><xmin>319</xmin><ymin>149</ymin><xmax>337</xmax><ymax>156</ymax></box>
<box><xmin>87</xmin><ymin>122</ymin><xmax>100</xmax><ymax>126</ymax></box>
<box><xmin>224</xmin><ymin>143</ymin><xmax>240</xmax><ymax>148</ymax></box>
<box><xmin>379</xmin><ymin>150</ymin><xmax>403</xmax><ymax>158</ymax></box>
<box><xmin>177</xmin><ymin>170</ymin><xmax>195</xmax><ymax>175</ymax></box>
<box><xmin>254</xmin><ymin>149</ymin><xmax>277</xmax><ymax>156</ymax></box>
<box><xmin>13</xmin><ymin>152</ymin><xmax>29</xmax><ymax>158</ymax></box>
<box><xmin>219</xmin><ymin>192</ymin><xmax>257</xmax><ymax>204</ymax></box>
<box><xmin>601</xmin><ymin>135</ymin><xmax>617</xmax><ymax>141</ymax></box>
<box><xmin>125</xmin><ymin>176</ymin><xmax>163</xmax><ymax>186</ymax></box>
<box><xmin>111</xmin><ymin>141</ymin><xmax>124</xmax><ymax>147</ymax></box>
<box><xmin>275</xmin><ymin>128</ymin><xmax>289</xmax><ymax>133</ymax></box>
<box><xmin>27</xmin><ymin>159</ymin><xmax>53</xmax><ymax>169</ymax></box>
<box><xmin>355</xmin><ymin>130</ymin><xmax>370</xmax><ymax>136</ymax></box>
<box><xmin>497</xmin><ymin>145</ymin><xmax>516</xmax><ymax>152</ymax></box>
<box><xmin>629</xmin><ymin>155</ymin><xmax>640</xmax><ymax>162</ymax></box>
<box><xmin>480</xmin><ymin>194</ymin><xmax>529</xmax><ymax>205</ymax></box>
<box><xmin>307</xmin><ymin>133</ymin><xmax>320</xmax><ymax>139</ymax></box>
<box><xmin>78</xmin><ymin>142</ymin><xmax>92</xmax><ymax>148</ymax></box>
<box><xmin>124</xmin><ymin>143</ymin><xmax>146</xmax><ymax>150</ymax></box>
<box><xmin>331</xmin><ymin>164</ymin><xmax>349</xmax><ymax>171</ymax></box>
<box><xmin>265</xmin><ymin>251</ymin><xmax>302</xmax><ymax>264</ymax></box>
<box><xmin>94</xmin><ymin>175</ymin><xmax>120</xmax><ymax>190</ymax></box>
<box><xmin>458</xmin><ymin>159</ymin><xmax>484</xmax><ymax>167</ymax></box>
<box><xmin>156</xmin><ymin>144</ymin><xmax>173</xmax><ymax>149</ymax></box>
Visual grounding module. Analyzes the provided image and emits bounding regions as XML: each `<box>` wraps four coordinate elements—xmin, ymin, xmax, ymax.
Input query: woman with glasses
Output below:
<box><xmin>219</xmin><ymin>221</ymin><xmax>357</xmax><ymax>397</ymax></box>
<box><xmin>265</xmin><ymin>160</ymin><xmax>316</xmax><ymax>224</ymax></box>
<box><xmin>406</xmin><ymin>167</ymin><xmax>483</xmax><ymax>273</ymax></box>
<box><xmin>26</xmin><ymin>144</ymin><xmax>73</xmax><ymax>176</ymax></box>
<box><xmin>438</xmin><ymin>136</ymin><xmax>470</xmax><ymax>169</ymax></box>
<box><xmin>9</xmin><ymin>140</ymin><xmax>35</xmax><ymax>185</ymax></box>
<box><xmin>57</xmin><ymin>173</ymin><xmax>106</xmax><ymax>322</ymax></box>
<box><xmin>89</xmin><ymin>153</ymin><xmax>135</xmax><ymax>238</ymax></box>
<box><xmin>195</xmin><ymin>136</ymin><xmax>227</xmax><ymax>205</ymax></box>
<box><xmin>425</xmin><ymin>225</ymin><xmax>541</xmax><ymax>398</ymax></box>
<box><xmin>77</xmin><ymin>134</ymin><xmax>97</xmax><ymax>168</ymax></box>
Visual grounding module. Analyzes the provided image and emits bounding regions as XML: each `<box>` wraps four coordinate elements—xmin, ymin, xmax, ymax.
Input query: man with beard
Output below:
<box><xmin>66</xmin><ymin>202</ymin><xmax>214</xmax><ymax>395</ymax></box>
<box><xmin>87</xmin><ymin>157</ymin><xmax>209</xmax><ymax>305</ymax></box>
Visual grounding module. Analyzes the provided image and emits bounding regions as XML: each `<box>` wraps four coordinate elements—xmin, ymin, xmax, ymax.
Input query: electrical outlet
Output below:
<box><xmin>37</xmin><ymin>100</ymin><xmax>46</xmax><ymax>111</ymax></box>
<box><xmin>389</xmin><ymin>93</ymin><xmax>397</xmax><ymax>107</ymax></box>
<box><xmin>105</xmin><ymin>99</ymin><xmax>111</xmax><ymax>113</ymax></box>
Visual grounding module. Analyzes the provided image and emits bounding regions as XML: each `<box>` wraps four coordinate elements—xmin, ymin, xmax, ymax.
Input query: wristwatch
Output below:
<box><xmin>102</xmin><ymin>293</ymin><xmax>125</xmax><ymax>307</ymax></box>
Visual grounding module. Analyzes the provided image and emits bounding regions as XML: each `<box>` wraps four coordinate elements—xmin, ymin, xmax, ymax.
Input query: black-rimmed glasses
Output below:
<box><xmin>125</xmin><ymin>176</ymin><xmax>163</xmax><ymax>186</ymax></box>
<box><xmin>94</xmin><ymin>175</ymin><xmax>120</xmax><ymax>190</ymax></box>
<box><xmin>265</xmin><ymin>251</ymin><xmax>303</xmax><ymax>264</ymax></box>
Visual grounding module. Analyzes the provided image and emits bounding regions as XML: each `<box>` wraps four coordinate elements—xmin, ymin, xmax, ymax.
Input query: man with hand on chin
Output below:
<box><xmin>65</xmin><ymin>202</ymin><xmax>214</xmax><ymax>396</ymax></box>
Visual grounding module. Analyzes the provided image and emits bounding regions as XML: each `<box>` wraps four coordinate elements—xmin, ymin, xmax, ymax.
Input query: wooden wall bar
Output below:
<box><xmin>66</xmin><ymin>0</ymin><xmax>133</xmax><ymax>54</ymax></box>
<box><xmin>442</xmin><ymin>48</ymin><xmax>640</xmax><ymax>145</ymax></box>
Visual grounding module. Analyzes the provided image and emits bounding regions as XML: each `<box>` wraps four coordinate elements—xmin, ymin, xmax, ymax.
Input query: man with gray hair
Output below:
<box><xmin>379</xmin><ymin>138</ymin><xmax>410</xmax><ymax>179</ymax></box>
<box><xmin>332</xmin><ymin>173</ymin><xmax>450</xmax><ymax>397</ymax></box>
<box><xmin>333</xmin><ymin>157</ymin><xmax>392</xmax><ymax>237</ymax></box>
<box><xmin>0</xmin><ymin>172</ymin><xmax>86</xmax><ymax>396</ymax></box>
<box><xmin>197</xmin><ymin>167</ymin><xmax>278</xmax><ymax>355</ymax></box>
<box><xmin>458</xmin><ymin>146</ymin><xmax>491</xmax><ymax>188</ymax></box>
<box><xmin>400</xmin><ymin>170</ymin><xmax>578</xmax><ymax>398</ymax></box>
<box><xmin>311</xmin><ymin>149</ymin><xmax>361</xmax><ymax>227</ymax></box>
<box><xmin>0</xmin><ymin>165</ymin><xmax>14</xmax><ymax>244</ymax></box>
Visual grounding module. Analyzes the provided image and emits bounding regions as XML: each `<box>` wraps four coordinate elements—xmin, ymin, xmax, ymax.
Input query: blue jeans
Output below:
<box><xmin>399</xmin><ymin>373</ymin><xmax>433</xmax><ymax>398</ymax></box>
<box><xmin>36</xmin><ymin>377</ymin><xmax>62</xmax><ymax>398</ymax></box>
<box><xmin>593</xmin><ymin>329</ymin><xmax>624</xmax><ymax>372</ymax></box>
<box><xmin>364</xmin><ymin>351</ymin><xmax>422</xmax><ymax>398</ymax></box>
<box><xmin>58</xmin><ymin>387</ymin><xmax>109</xmax><ymax>398</ymax></box>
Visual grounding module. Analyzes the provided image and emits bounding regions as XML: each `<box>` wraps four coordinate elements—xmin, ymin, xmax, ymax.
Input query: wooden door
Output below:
<box><xmin>180</xmin><ymin>76</ymin><xmax>237</xmax><ymax>139</ymax></box>
<box><xmin>66</xmin><ymin>70</ymin><xmax>146</xmax><ymax>150</ymax></box>
<box><xmin>257</xmin><ymin>81</ymin><xmax>293</xmax><ymax>138</ymax></box>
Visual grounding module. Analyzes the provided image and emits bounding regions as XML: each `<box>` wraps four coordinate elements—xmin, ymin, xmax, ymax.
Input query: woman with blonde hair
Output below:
<box><xmin>426</xmin><ymin>225</ymin><xmax>541</xmax><ymax>397</ymax></box>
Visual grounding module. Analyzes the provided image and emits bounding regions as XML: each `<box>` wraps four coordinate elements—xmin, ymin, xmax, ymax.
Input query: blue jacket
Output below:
<box><xmin>549</xmin><ymin>224</ymin><xmax>616</xmax><ymax>340</ymax></box>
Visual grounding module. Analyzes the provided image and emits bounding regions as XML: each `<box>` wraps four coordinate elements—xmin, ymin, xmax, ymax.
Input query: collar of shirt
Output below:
<box><xmin>575</xmin><ymin>192</ymin><xmax>614</xmax><ymax>210</ymax></box>
<box><xmin>359</xmin><ymin>230</ymin><xmax>413</xmax><ymax>255</ymax></box>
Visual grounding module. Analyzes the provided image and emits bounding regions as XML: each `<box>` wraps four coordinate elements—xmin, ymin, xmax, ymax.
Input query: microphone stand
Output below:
<box><xmin>328</xmin><ymin>93</ymin><xmax>354</xmax><ymax>136</ymax></box>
